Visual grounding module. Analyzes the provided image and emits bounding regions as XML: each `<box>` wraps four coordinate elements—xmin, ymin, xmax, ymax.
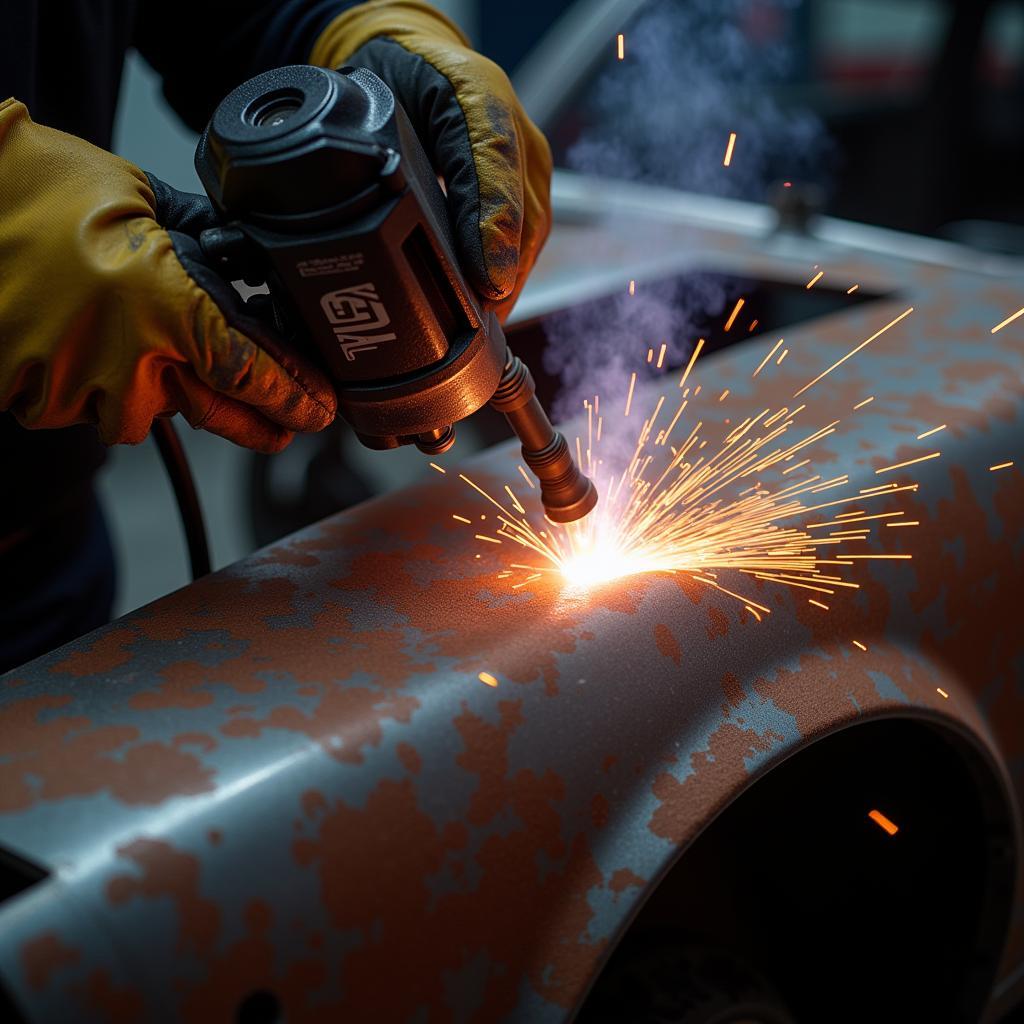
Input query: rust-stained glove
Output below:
<box><xmin>310</xmin><ymin>0</ymin><xmax>553</xmax><ymax>321</ymax></box>
<box><xmin>0</xmin><ymin>98</ymin><xmax>336</xmax><ymax>453</ymax></box>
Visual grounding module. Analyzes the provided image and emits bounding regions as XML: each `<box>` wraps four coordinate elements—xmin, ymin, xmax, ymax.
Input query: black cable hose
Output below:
<box><xmin>151</xmin><ymin>417</ymin><xmax>212</xmax><ymax>580</ymax></box>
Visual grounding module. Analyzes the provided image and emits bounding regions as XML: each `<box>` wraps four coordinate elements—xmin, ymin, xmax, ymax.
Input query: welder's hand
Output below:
<box><xmin>0</xmin><ymin>99</ymin><xmax>336</xmax><ymax>453</ymax></box>
<box><xmin>311</xmin><ymin>0</ymin><xmax>553</xmax><ymax>321</ymax></box>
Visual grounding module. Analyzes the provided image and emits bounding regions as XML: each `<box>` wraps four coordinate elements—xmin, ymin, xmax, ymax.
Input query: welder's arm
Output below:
<box><xmin>309</xmin><ymin>1</ymin><xmax>553</xmax><ymax>321</ymax></box>
<box><xmin>0</xmin><ymin>99</ymin><xmax>335</xmax><ymax>452</ymax></box>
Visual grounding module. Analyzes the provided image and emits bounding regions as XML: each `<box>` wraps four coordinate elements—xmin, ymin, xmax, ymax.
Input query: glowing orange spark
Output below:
<box><xmin>724</xmin><ymin>298</ymin><xmax>745</xmax><ymax>331</ymax></box>
<box><xmin>875</xmin><ymin>451</ymin><xmax>940</xmax><ymax>475</ymax></box>
<box><xmin>936</xmin><ymin>687</ymin><xmax>949</xmax><ymax>699</ymax></box>
<box><xmin>452</xmin><ymin>337</ymin><xmax>929</xmax><ymax>620</ymax></box>
<box><xmin>806</xmin><ymin>270</ymin><xmax>824</xmax><ymax>289</ymax></box>
<box><xmin>656</xmin><ymin>343</ymin><xmax>667</xmax><ymax>369</ymax></box>
<box><xmin>628</xmin><ymin>279</ymin><xmax>635</xmax><ymax>295</ymax></box>
<box><xmin>616</xmin><ymin>33</ymin><xmax>625</xmax><ymax>60</ymax></box>
<box><xmin>852</xmin><ymin>640</ymin><xmax>867</xmax><ymax>651</ymax></box>
<box><xmin>452</xmin><ymin>514</ymin><xmax>471</xmax><ymax>524</ymax></box>
<box><xmin>990</xmin><ymin>461</ymin><xmax>1014</xmax><ymax>471</ymax></box>
<box><xmin>625</xmin><ymin>372</ymin><xmax>637</xmax><ymax>416</ymax></box>
<box><xmin>808</xmin><ymin>599</ymin><xmax>829</xmax><ymax>610</ymax></box>
<box><xmin>723</xmin><ymin>131</ymin><xmax>737</xmax><ymax>166</ymax></box>
<box><xmin>847</xmin><ymin>284</ymin><xmax>860</xmax><ymax>295</ymax></box>
<box><xmin>844</xmin><ymin>554</ymin><xmax>912</xmax><ymax>559</ymax></box>
<box><xmin>917</xmin><ymin>424</ymin><xmax>945</xmax><ymax>439</ymax></box>
<box><xmin>886</xmin><ymin>521</ymin><xmax>919</xmax><ymax>527</ymax></box>
<box><xmin>854</xmin><ymin>396</ymin><xmax>874</xmax><ymax>410</ymax></box>
<box><xmin>517</xmin><ymin>464</ymin><xmax>535</xmax><ymax>489</ymax></box>
<box><xmin>777</xmin><ymin>348</ymin><xmax>788</xmax><ymax>365</ymax></box>
<box><xmin>793</xmin><ymin>307</ymin><xmax>914</xmax><ymax>398</ymax></box>
<box><xmin>868</xmin><ymin>810</ymin><xmax>899</xmax><ymax>836</ymax></box>
<box><xmin>679</xmin><ymin>338</ymin><xmax>705</xmax><ymax>389</ymax></box>
<box><xmin>752</xmin><ymin>338</ymin><xmax>784</xmax><ymax>377</ymax></box>
<box><xmin>430</xmin><ymin>463</ymin><xmax>446</xmax><ymax>473</ymax></box>
<box><xmin>478</xmin><ymin>671</ymin><xmax>499</xmax><ymax>687</ymax></box>
<box><xmin>991</xmin><ymin>306</ymin><xmax>1024</xmax><ymax>333</ymax></box>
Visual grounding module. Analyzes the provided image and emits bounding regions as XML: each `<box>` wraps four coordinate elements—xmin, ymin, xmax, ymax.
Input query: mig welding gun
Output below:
<box><xmin>195</xmin><ymin>64</ymin><xmax>597</xmax><ymax>524</ymax></box>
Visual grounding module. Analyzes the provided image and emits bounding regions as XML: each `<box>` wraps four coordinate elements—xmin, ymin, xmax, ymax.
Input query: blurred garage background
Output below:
<box><xmin>105</xmin><ymin>0</ymin><xmax>1024</xmax><ymax>615</ymax></box>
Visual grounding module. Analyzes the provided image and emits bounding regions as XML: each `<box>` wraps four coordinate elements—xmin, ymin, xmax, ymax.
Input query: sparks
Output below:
<box><xmin>448</xmin><ymin>328</ymin><xmax>932</xmax><ymax>616</ymax></box>
<box><xmin>806</xmin><ymin>270</ymin><xmax>824</xmax><ymax>289</ymax></box>
<box><xmin>616</xmin><ymin>33</ymin><xmax>625</xmax><ymax>60</ymax></box>
<box><xmin>868</xmin><ymin>809</ymin><xmax>899</xmax><ymax>836</ymax></box>
<box><xmin>793</xmin><ymin>307</ymin><xmax>914</xmax><ymax>398</ymax></box>
<box><xmin>723</xmin><ymin>131</ymin><xmax>737</xmax><ymax>166</ymax></box>
<box><xmin>752</xmin><ymin>338</ymin><xmax>784</xmax><ymax>377</ymax></box>
<box><xmin>875</xmin><ymin>451</ymin><xmax>940</xmax><ymax>475</ymax></box>
<box><xmin>936</xmin><ymin>687</ymin><xmax>949</xmax><ymax>699</ymax></box>
<box><xmin>990</xmin><ymin>461</ymin><xmax>1014</xmax><ymax>471</ymax></box>
<box><xmin>724</xmin><ymin>298</ymin><xmax>745</xmax><ymax>331</ymax></box>
<box><xmin>478</xmin><ymin>671</ymin><xmax>499</xmax><ymax>687</ymax></box>
<box><xmin>991</xmin><ymin>306</ymin><xmax>1024</xmax><ymax>334</ymax></box>
<box><xmin>916</xmin><ymin>424</ymin><xmax>945</xmax><ymax>440</ymax></box>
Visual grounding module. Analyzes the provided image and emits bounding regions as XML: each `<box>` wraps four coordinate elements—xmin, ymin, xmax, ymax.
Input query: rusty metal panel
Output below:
<box><xmin>0</xmin><ymin>183</ymin><xmax>1021</xmax><ymax>1022</ymax></box>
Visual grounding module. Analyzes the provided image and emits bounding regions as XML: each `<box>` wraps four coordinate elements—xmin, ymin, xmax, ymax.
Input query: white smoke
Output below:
<box><xmin>543</xmin><ymin>0</ymin><xmax>829</xmax><ymax>420</ymax></box>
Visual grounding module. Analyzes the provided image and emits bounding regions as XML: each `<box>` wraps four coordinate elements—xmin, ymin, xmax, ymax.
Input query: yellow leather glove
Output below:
<box><xmin>310</xmin><ymin>0</ymin><xmax>553</xmax><ymax>321</ymax></box>
<box><xmin>0</xmin><ymin>98</ymin><xmax>336</xmax><ymax>453</ymax></box>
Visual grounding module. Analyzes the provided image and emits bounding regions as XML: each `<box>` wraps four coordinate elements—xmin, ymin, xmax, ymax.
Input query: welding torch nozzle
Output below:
<box><xmin>490</xmin><ymin>352</ymin><xmax>598</xmax><ymax>524</ymax></box>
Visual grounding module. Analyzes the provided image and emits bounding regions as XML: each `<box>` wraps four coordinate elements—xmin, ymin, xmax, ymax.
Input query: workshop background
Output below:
<box><xmin>106</xmin><ymin>0</ymin><xmax>1024</xmax><ymax>616</ymax></box>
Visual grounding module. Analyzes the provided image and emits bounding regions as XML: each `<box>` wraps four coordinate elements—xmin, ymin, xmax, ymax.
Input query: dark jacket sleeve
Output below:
<box><xmin>134</xmin><ymin>0</ymin><xmax>359</xmax><ymax>133</ymax></box>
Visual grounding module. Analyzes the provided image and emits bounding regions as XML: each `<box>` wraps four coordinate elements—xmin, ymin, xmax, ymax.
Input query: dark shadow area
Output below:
<box><xmin>577</xmin><ymin>719</ymin><xmax>1015</xmax><ymax>1023</ymax></box>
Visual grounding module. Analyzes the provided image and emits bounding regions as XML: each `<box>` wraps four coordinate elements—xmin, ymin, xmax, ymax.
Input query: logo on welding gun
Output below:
<box><xmin>320</xmin><ymin>283</ymin><xmax>397</xmax><ymax>360</ymax></box>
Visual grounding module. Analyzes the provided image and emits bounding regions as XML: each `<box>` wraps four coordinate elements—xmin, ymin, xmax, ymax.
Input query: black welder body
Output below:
<box><xmin>195</xmin><ymin>64</ymin><xmax>596</xmax><ymax>523</ymax></box>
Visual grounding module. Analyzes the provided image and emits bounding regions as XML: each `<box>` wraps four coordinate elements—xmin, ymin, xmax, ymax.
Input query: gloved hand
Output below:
<box><xmin>310</xmin><ymin>0</ymin><xmax>553</xmax><ymax>322</ymax></box>
<box><xmin>0</xmin><ymin>98</ymin><xmax>336</xmax><ymax>453</ymax></box>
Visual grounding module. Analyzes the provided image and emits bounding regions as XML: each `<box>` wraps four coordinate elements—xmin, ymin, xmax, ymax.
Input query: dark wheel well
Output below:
<box><xmin>578</xmin><ymin>717</ymin><xmax>1016</xmax><ymax>1023</ymax></box>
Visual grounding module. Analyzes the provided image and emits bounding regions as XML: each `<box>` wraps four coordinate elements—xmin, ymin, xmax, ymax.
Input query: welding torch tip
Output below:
<box><xmin>529</xmin><ymin>432</ymin><xmax>598</xmax><ymax>523</ymax></box>
<box><xmin>489</xmin><ymin>351</ymin><xmax>599</xmax><ymax>524</ymax></box>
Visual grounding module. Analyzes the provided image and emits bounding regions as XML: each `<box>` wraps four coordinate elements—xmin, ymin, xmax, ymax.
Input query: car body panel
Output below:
<box><xmin>0</xmin><ymin>173</ymin><xmax>1022</xmax><ymax>1022</ymax></box>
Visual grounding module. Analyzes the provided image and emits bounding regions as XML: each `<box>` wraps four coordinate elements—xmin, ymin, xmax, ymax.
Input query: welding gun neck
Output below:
<box><xmin>489</xmin><ymin>352</ymin><xmax>597</xmax><ymax>524</ymax></box>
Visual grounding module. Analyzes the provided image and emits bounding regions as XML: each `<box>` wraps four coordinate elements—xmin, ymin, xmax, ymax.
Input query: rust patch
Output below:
<box><xmin>653</xmin><ymin>624</ymin><xmax>681</xmax><ymax>666</ymax></box>
<box><xmin>707</xmin><ymin>607</ymin><xmax>730</xmax><ymax>640</ymax></box>
<box><xmin>397</xmin><ymin>742</ymin><xmax>421</xmax><ymax>774</ymax></box>
<box><xmin>0</xmin><ymin>696</ymin><xmax>214</xmax><ymax>811</ymax></box>
<box><xmin>107</xmin><ymin>839</ymin><xmax>220</xmax><ymax>957</ymax></box>
<box><xmin>608</xmin><ymin>868</ymin><xmax>645</xmax><ymax>895</ymax></box>
<box><xmin>21</xmin><ymin>931</ymin><xmax>80</xmax><ymax>991</ymax></box>
<box><xmin>50</xmin><ymin>627</ymin><xmax>136</xmax><ymax>678</ymax></box>
<box><xmin>80</xmin><ymin>969</ymin><xmax>146</xmax><ymax>1024</ymax></box>
<box><xmin>301</xmin><ymin>790</ymin><xmax>327</xmax><ymax>820</ymax></box>
<box><xmin>721</xmin><ymin>672</ymin><xmax>744</xmax><ymax>710</ymax></box>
